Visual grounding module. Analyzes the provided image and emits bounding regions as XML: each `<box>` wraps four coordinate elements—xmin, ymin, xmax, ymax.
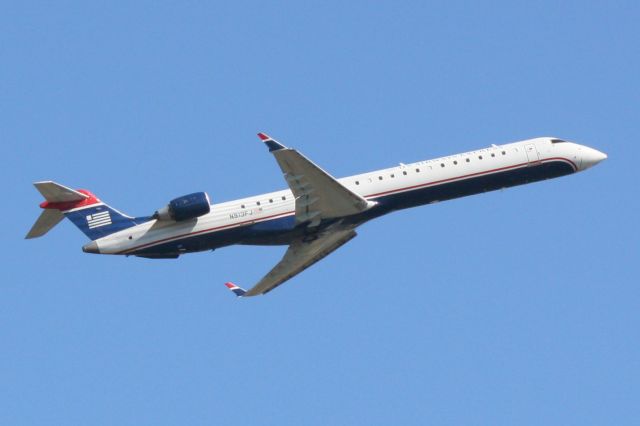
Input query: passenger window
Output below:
<box><xmin>440</xmin><ymin>163</ymin><xmax>445</xmax><ymax>167</ymax></box>
<box><xmin>378</xmin><ymin>176</ymin><xmax>383</xmax><ymax>180</ymax></box>
<box><xmin>415</xmin><ymin>168</ymin><xmax>420</xmax><ymax>173</ymax></box>
<box><xmin>355</xmin><ymin>181</ymin><xmax>360</xmax><ymax>185</ymax></box>
<box><xmin>403</xmin><ymin>171</ymin><xmax>408</xmax><ymax>175</ymax></box>
<box><xmin>491</xmin><ymin>153</ymin><xmax>495</xmax><ymax>157</ymax></box>
<box><xmin>466</xmin><ymin>158</ymin><xmax>470</xmax><ymax>162</ymax></box>
<box><xmin>453</xmin><ymin>160</ymin><xmax>458</xmax><ymax>165</ymax></box>
<box><xmin>269</xmin><ymin>199</ymin><xmax>273</xmax><ymax>203</ymax></box>
<box><xmin>256</xmin><ymin>201</ymin><xmax>261</xmax><ymax>206</ymax></box>
<box><xmin>281</xmin><ymin>196</ymin><xmax>286</xmax><ymax>200</ymax></box>
<box><xmin>390</xmin><ymin>174</ymin><xmax>395</xmax><ymax>178</ymax></box>
<box><xmin>502</xmin><ymin>151</ymin><xmax>506</xmax><ymax>155</ymax></box>
<box><xmin>241</xmin><ymin>204</ymin><xmax>245</xmax><ymax>209</ymax></box>
<box><xmin>478</xmin><ymin>155</ymin><xmax>483</xmax><ymax>160</ymax></box>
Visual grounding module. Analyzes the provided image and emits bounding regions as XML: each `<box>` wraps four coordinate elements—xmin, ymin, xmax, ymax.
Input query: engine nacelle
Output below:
<box><xmin>154</xmin><ymin>192</ymin><xmax>211</xmax><ymax>222</ymax></box>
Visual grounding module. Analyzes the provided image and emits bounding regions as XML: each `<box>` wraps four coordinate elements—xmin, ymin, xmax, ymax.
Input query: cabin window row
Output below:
<box><xmin>240</xmin><ymin>195</ymin><xmax>287</xmax><ymax>209</ymax></box>
<box><xmin>354</xmin><ymin>150</ymin><xmax>508</xmax><ymax>185</ymax></box>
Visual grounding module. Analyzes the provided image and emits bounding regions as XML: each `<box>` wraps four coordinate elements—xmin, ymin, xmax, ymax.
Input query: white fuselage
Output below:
<box><xmin>89</xmin><ymin>137</ymin><xmax>605</xmax><ymax>256</ymax></box>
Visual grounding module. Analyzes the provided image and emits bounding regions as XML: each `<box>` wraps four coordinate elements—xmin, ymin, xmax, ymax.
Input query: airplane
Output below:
<box><xmin>26</xmin><ymin>133</ymin><xmax>607</xmax><ymax>297</ymax></box>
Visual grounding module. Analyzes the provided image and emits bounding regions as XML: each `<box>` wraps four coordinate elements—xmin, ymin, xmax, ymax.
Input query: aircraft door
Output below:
<box><xmin>525</xmin><ymin>143</ymin><xmax>540</xmax><ymax>165</ymax></box>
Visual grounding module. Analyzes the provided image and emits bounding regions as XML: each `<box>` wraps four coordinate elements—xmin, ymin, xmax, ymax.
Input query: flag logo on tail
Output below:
<box><xmin>86</xmin><ymin>211</ymin><xmax>112</xmax><ymax>229</ymax></box>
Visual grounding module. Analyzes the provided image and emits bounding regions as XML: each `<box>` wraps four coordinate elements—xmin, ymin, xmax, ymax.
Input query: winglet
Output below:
<box><xmin>224</xmin><ymin>282</ymin><xmax>247</xmax><ymax>297</ymax></box>
<box><xmin>257</xmin><ymin>133</ymin><xmax>286</xmax><ymax>152</ymax></box>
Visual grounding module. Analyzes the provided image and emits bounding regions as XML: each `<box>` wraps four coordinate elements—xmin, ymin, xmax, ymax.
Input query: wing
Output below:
<box><xmin>258</xmin><ymin>133</ymin><xmax>375</xmax><ymax>227</ymax></box>
<box><xmin>236</xmin><ymin>228</ymin><xmax>357</xmax><ymax>297</ymax></box>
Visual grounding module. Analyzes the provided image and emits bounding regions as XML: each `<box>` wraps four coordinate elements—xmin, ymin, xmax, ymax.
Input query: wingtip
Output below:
<box><xmin>224</xmin><ymin>282</ymin><xmax>247</xmax><ymax>297</ymax></box>
<box><xmin>257</xmin><ymin>132</ymin><xmax>286</xmax><ymax>152</ymax></box>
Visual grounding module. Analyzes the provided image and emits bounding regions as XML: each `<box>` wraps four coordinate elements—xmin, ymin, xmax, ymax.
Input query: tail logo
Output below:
<box><xmin>86</xmin><ymin>211</ymin><xmax>112</xmax><ymax>229</ymax></box>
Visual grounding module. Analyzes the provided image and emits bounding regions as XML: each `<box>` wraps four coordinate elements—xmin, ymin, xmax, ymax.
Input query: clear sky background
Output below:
<box><xmin>2</xmin><ymin>1</ymin><xmax>638</xmax><ymax>425</ymax></box>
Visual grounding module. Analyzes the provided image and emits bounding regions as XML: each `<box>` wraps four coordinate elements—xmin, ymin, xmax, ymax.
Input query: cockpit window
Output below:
<box><xmin>550</xmin><ymin>139</ymin><xmax>567</xmax><ymax>144</ymax></box>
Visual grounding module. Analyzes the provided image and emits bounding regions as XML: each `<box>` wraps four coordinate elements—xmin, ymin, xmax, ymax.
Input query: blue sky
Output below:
<box><xmin>2</xmin><ymin>1</ymin><xmax>639</xmax><ymax>424</ymax></box>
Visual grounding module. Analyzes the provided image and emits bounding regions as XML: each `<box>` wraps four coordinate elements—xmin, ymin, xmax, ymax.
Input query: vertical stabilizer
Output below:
<box><xmin>26</xmin><ymin>181</ymin><xmax>147</xmax><ymax>240</ymax></box>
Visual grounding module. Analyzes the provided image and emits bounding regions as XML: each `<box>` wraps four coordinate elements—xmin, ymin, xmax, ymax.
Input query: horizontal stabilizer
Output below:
<box><xmin>34</xmin><ymin>181</ymin><xmax>88</xmax><ymax>203</ymax></box>
<box><xmin>25</xmin><ymin>209</ymin><xmax>64</xmax><ymax>239</ymax></box>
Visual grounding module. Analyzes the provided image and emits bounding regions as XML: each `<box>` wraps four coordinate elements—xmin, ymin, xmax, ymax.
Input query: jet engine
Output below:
<box><xmin>154</xmin><ymin>192</ymin><xmax>211</xmax><ymax>221</ymax></box>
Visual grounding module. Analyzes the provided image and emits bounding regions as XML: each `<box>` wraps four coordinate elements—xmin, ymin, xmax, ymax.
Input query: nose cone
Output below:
<box><xmin>581</xmin><ymin>147</ymin><xmax>607</xmax><ymax>170</ymax></box>
<box><xmin>82</xmin><ymin>241</ymin><xmax>100</xmax><ymax>254</ymax></box>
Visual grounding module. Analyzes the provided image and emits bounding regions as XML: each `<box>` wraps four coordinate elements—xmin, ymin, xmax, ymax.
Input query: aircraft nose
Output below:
<box><xmin>82</xmin><ymin>241</ymin><xmax>100</xmax><ymax>254</ymax></box>
<box><xmin>581</xmin><ymin>147</ymin><xmax>607</xmax><ymax>170</ymax></box>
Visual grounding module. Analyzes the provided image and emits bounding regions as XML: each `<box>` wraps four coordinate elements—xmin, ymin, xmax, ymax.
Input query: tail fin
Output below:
<box><xmin>26</xmin><ymin>181</ymin><xmax>146</xmax><ymax>240</ymax></box>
